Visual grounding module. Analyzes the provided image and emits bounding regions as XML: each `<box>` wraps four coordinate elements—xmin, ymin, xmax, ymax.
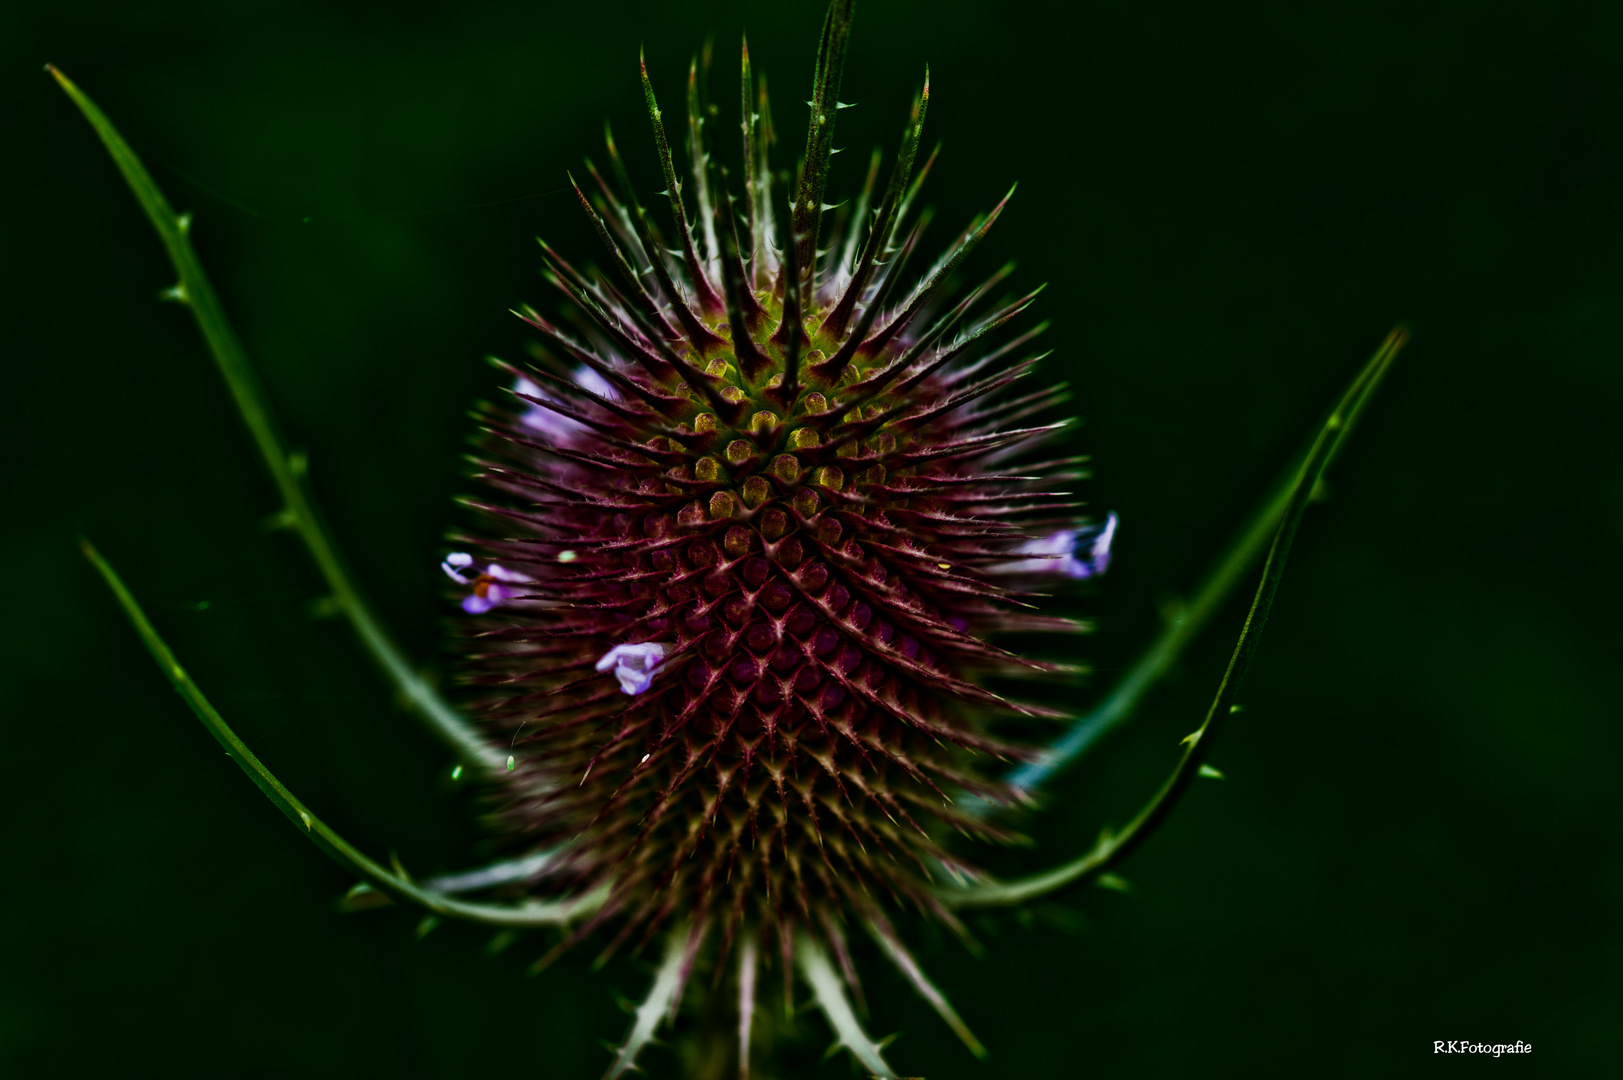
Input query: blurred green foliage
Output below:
<box><xmin>3</xmin><ymin>0</ymin><xmax>1620</xmax><ymax>1075</ymax></box>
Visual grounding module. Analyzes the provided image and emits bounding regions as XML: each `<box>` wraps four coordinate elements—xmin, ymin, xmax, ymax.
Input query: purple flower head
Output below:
<box><xmin>1000</xmin><ymin>512</ymin><xmax>1119</xmax><ymax>579</ymax></box>
<box><xmin>440</xmin><ymin>552</ymin><xmax>535</xmax><ymax>614</ymax></box>
<box><xmin>514</xmin><ymin>366</ymin><xmax>620</xmax><ymax>441</ymax></box>
<box><xmin>595</xmin><ymin>642</ymin><xmax>669</xmax><ymax>695</ymax></box>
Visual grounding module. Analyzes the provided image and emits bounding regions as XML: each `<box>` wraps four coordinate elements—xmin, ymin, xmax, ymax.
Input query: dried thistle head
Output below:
<box><xmin>441</xmin><ymin>0</ymin><xmax>1111</xmax><ymax>1071</ymax></box>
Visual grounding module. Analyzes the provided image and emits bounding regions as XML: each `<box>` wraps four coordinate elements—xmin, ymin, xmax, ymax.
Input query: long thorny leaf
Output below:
<box><xmin>996</xmin><ymin>332</ymin><xmax>1403</xmax><ymax>800</ymax></box>
<box><xmin>81</xmin><ymin>539</ymin><xmax>605</xmax><ymax>927</ymax></box>
<box><xmin>943</xmin><ymin>328</ymin><xmax>1407</xmax><ymax>907</ymax></box>
<box><xmin>48</xmin><ymin>65</ymin><xmax>501</xmax><ymax>774</ymax></box>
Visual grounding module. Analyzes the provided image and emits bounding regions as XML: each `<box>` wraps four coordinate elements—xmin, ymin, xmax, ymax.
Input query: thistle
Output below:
<box><xmin>440</xmin><ymin>2</ymin><xmax>1107</xmax><ymax>1066</ymax></box>
<box><xmin>57</xmin><ymin>1</ymin><xmax>1404</xmax><ymax>1075</ymax></box>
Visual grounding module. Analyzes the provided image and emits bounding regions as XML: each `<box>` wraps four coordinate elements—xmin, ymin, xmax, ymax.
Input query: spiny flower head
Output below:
<box><xmin>447</xmin><ymin>1</ymin><xmax>1113</xmax><ymax>1069</ymax></box>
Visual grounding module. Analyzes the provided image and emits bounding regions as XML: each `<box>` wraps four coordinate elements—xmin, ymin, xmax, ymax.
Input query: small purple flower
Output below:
<box><xmin>514</xmin><ymin>366</ymin><xmax>620</xmax><ymax>440</ymax></box>
<box><xmin>1000</xmin><ymin>512</ymin><xmax>1119</xmax><ymax>579</ymax></box>
<box><xmin>441</xmin><ymin>552</ymin><xmax>534</xmax><ymax>613</ymax></box>
<box><xmin>595</xmin><ymin>642</ymin><xmax>669</xmax><ymax>695</ymax></box>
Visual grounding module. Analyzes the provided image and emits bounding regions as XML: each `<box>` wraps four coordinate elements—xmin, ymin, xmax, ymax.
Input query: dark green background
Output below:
<box><xmin>4</xmin><ymin>0</ymin><xmax>1619</xmax><ymax>1076</ymax></box>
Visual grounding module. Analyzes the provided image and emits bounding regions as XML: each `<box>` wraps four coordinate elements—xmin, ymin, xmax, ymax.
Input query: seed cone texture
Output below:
<box><xmin>455</xmin><ymin>3</ymin><xmax>1091</xmax><ymax>1001</ymax></box>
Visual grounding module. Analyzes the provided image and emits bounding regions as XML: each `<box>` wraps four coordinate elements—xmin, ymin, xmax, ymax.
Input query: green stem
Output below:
<box><xmin>49</xmin><ymin>65</ymin><xmax>499</xmax><ymax>774</ymax></box>
<box><xmin>945</xmin><ymin>328</ymin><xmax>1406</xmax><ymax>909</ymax></box>
<box><xmin>82</xmin><ymin>538</ymin><xmax>603</xmax><ymax>926</ymax></box>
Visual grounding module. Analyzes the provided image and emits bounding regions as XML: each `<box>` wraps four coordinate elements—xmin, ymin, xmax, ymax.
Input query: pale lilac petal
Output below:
<box><xmin>441</xmin><ymin>552</ymin><xmax>475</xmax><ymax>585</ymax></box>
<box><xmin>513</xmin><ymin>377</ymin><xmax>573</xmax><ymax>436</ymax></box>
<box><xmin>995</xmin><ymin>531</ymin><xmax>1078</xmax><ymax>577</ymax></box>
<box><xmin>573</xmin><ymin>364</ymin><xmax>617</xmax><ymax>401</ymax></box>
<box><xmin>617</xmin><ymin>667</ymin><xmax>655</xmax><ymax>695</ymax></box>
<box><xmin>595</xmin><ymin>642</ymin><xmax>669</xmax><ymax>696</ymax></box>
<box><xmin>996</xmin><ymin>516</ymin><xmax>1118</xmax><ymax>579</ymax></box>
<box><xmin>514</xmin><ymin>370</ymin><xmax>619</xmax><ymax>439</ymax></box>
<box><xmin>1088</xmin><ymin>512</ymin><xmax>1119</xmax><ymax>577</ymax></box>
<box><xmin>1015</xmin><ymin>530</ymin><xmax>1077</xmax><ymax>558</ymax></box>
<box><xmin>446</xmin><ymin>556</ymin><xmax>535</xmax><ymax>612</ymax></box>
<box><xmin>1056</xmin><ymin>553</ymin><xmax>1093</xmax><ymax>579</ymax></box>
<box><xmin>512</xmin><ymin>377</ymin><xmax>547</xmax><ymax>408</ymax></box>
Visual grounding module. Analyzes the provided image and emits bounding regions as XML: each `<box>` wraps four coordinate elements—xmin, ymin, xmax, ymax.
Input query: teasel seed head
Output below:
<box><xmin>447</xmin><ymin>2</ymin><xmax>1113</xmax><ymax>1070</ymax></box>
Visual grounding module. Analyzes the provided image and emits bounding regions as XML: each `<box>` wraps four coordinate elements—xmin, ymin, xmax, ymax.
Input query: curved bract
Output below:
<box><xmin>44</xmin><ymin>64</ymin><xmax>501</xmax><ymax>776</ymax></box>
<box><xmin>79</xmin><ymin>539</ymin><xmax>608</xmax><ymax>929</ymax></box>
<box><xmin>942</xmin><ymin>328</ymin><xmax>1406</xmax><ymax>909</ymax></box>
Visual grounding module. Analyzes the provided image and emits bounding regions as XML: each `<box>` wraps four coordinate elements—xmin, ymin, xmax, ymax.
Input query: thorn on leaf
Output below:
<box><xmin>337</xmin><ymin>881</ymin><xmax>393</xmax><ymax>913</ymax></box>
